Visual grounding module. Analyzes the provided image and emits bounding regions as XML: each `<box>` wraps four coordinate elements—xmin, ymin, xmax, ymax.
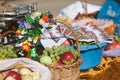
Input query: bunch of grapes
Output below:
<box><xmin>0</xmin><ymin>44</ymin><xmax>17</xmax><ymax>59</ymax></box>
<box><xmin>79</xmin><ymin>41</ymin><xmax>96</xmax><ymax>46</ymax></box>
<box><xmin>42</xmin><ymin>46</ymin><xmax>78</xmax><ymax>62</ymax></box>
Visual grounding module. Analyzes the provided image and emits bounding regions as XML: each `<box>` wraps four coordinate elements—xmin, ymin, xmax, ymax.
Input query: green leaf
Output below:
<box><xmin>46</xmin><ymin>26</ymin><xmax>52</xmax><ymax>30</ymax></box>
<box><xmin>25</xmin><ymin>14</ymin><xmax>34</xmax><ymax>25</ymax></box>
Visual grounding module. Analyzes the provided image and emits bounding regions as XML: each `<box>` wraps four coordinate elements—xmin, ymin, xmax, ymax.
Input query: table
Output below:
<box><xmin>80</xmin><ymin>57</ymin><xmax>120</xmax><ymax>80</ymax></box>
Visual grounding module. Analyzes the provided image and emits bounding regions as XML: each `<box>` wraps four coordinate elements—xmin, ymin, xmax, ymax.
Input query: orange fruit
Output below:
<box><xmin>35</xmin><ymin>36</ymin><xmax>40</xmax><ymax>41</ymax></box>
<box><xmin>42</xmin><ymin>16</ymin><xmax>49</xmax><ymax>22</ymax></box>
<box><xmin>16</xmin><ymin>30</ymin><xmax>21</xmax><ymax>35</ymax></box>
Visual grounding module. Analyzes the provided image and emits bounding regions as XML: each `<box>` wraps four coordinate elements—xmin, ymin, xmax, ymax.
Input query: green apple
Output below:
<box><xmin>40</xmin><ymin>55</ymin><xmax>52</xmax><ymax>65</ymax></box>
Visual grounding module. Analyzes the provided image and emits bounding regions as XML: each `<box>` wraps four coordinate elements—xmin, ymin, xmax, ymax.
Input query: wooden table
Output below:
<box><xmin>80</xmin><ymin>57</ymin><xmax>120</xmax><ymax>80</ymax></box>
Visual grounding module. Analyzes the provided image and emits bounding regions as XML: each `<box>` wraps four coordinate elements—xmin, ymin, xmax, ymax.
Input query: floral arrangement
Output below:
<box><xmin>15</xmin><ymin>11</ymin><xmax>55</xmax><ymax>52</ymax></box>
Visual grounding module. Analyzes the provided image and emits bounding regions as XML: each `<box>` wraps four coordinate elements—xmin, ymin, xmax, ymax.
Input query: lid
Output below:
<box><xmin>0</xmin><ymin>1</ymin><xmax>37</xmax><ymax>21</ymax></box>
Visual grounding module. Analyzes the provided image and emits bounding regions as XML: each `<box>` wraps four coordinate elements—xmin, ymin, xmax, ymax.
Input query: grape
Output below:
<box><xmin>52</xmin><ymin>57</ymin><xmax>56</xmax><ymax>61</ymax></box>
<box><xmin>50</xmin><ymin>54</ymin><xmax>55</xmax><ymax>58</ymax></box>
<box><xmin>43</xmin><ymin>51</ymin><xmax>48</xmax><ymax>55</ymax></box>
<box><xmin>0</xmin><ymin>45</ymin><xmax>17</xmax><ymax>59</ymax></box>
<box><xmin>42</xmin><ymin>45</ymin><xmax>79</xmax><ymax>63</ymax></box>
<box><xmin>49</xmin><ymin>50</ymin><xmax>54</xmax><ymax>54</ymax></box>
<box><xmin>56</xmin><ymin>56</ymin><xmax>60</xmax><ymax>60</ymax></box>
<box><xmin>79</xmin><ymin>41</ymin><xmax>96</xmax><ymax>46</ymax></box>
<box><xmin>52</xmin><ymin>46</ymin><xmax>57</xmax><ymax>50</ymax></box>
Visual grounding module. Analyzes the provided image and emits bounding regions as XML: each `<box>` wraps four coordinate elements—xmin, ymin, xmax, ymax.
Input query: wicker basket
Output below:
<box><xmin>46</xmin><ymin>19</ymin><xmax>82</xmax><ymax>80</ymax></box>
<box><xmin>0</xmin><ymin>30</ymin><xmax>17</xmax><ymax>45</ymax></box>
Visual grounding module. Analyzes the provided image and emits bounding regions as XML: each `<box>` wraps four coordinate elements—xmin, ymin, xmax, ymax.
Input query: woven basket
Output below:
<box><xmin>46</xmin><ymin>19</ymin><xmax>82</xmax><ymax>80</ymax></box>
<box><xmin>0</xmin><ymin>30</ymin><xmax>17</xmax><ymax>45</ymax></box>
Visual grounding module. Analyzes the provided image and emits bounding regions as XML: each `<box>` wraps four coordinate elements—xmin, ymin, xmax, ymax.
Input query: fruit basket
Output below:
<box><xmin>44</xmin><ymin>19</ymin><xmax>82</xmax><ymax>80</ymax></box>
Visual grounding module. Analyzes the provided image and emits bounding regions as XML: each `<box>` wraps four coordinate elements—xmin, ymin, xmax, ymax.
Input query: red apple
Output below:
<box><xmin>53</xmin><ymin>60</ymin><xmax>62</xmax><ymax>65</ymax></box>
<box><xmin>61</xmin><ymin>39</ymin><xmax>74</xmax><ymax>46</ymax></box>
<box><xmin>62</xmin><ymin>40</ymin><xmax>71</xmax><ymax>46</ymax></box>
<box><xmin>114</xmin><ymin>43</ymin><xmax>120</xmax><ymax>48</ymax></box>
<box><xmin>5</xmin><ymin>71</ymin><xmax>21</xmax><ymax>80</ymax></box>
<box><xmin>112</xmin><ymin>40</ymin><xmax>119</xmax><ymax>45</ymax></box>
<box><xmin>104</xmin><ymin>44</ymin><xmax>114</xmax><ymax>51</ymax></box>
<box><xmin>104</xmin><ymin>40</ymin><xmax>120</xmax><ymax>50</ymax></box>
<box><xmin>60</xmin><ymin>52</ymin><xmax>74</xmax><ymax>64</ymax></box>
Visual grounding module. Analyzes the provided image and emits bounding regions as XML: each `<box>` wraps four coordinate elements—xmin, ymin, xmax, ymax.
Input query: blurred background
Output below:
<box><xmin>8</xmin><ymin>0</ymin><xmax>106</xmax><ymax>16</ymax></box>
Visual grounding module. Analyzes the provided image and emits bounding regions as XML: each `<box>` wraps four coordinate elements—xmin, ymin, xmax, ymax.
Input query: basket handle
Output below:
<box><xmin>0</xmin><ymin>30</ymin><xmax>16</xmax><ymax>39</ymax></box>
<box><xmin>79</xmin><ymin>0</ymin><xmax>88</xmax><ymax>16</ymax></box>
<box><xmin>56</xmin><ymin>19</ymin><xmax>80</xmax><ymax>58</ymax></box>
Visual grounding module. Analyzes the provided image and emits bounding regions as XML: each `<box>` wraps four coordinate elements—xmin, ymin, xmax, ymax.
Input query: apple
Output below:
<box><xmin>62</xmin><ymin>40</ymin><xmax>71</xmax><ymax>46</ymax></box>
<box><xmin>40</xmin><ymin>55</ymin><xmax>52</xmax><ymax>65</ymax></box>
<box><xmin>61</xmin><ymin>39</ymin><xmax>74</xmax><ymax>46</ymax></box>
<box><xmin>104</xmin><ymin>44</ymin><xmax>114</xmax><ymax>51</ymax></box>
<box><xmin>104</xmin><ymin>40</ymin><xmax>120</xmax><ymax>50</ymax></box>
<box><xmin>114</xmin><ymin>43</ymin><xmax>120</xmax><ymax>48</ymax></box>
<box><xmin>112</xmin><ymin>40</ymin><xmax>119</xmax><ymax>45</ymax></box>
<box><xmin>53</xmin><ymin>60</ymin><xmax>62</xmax><ymax>65</ymax></box>
<box><xmin>19</xmin><ymin>67</ymin><xmax>32</xmax><ymax>75</ymax></box>
<box><xmin>5</xmin><ymin>76</ymin><xmax>16</xmax><ymax>80</ymax></box>
<box><xmin>60</xmin><ymin>52</ymin><xmax>74</xmax><ymax>64</ymax></box>
<box><xmin>5</xmin><ymin>71</ymin><xmax>21</xmax><ymax>80</ymax></box>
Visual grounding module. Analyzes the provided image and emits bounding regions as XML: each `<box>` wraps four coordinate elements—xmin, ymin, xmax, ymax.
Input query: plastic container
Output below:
<box><xmin>69</xmin><ymin>42</ymin><xmax>107</xmax><ymax>71</ymax></box>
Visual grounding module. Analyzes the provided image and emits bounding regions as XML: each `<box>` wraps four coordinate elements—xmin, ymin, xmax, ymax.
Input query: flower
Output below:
<box><xmin>15</xmin><ymin>11</ymin><xmax>55</xmax><ymax>51</ymax></box>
